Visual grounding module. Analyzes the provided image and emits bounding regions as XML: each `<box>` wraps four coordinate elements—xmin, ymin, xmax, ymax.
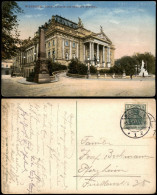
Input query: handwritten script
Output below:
<box><xmin>1</xmin><ymin>99</ymin><xmax>156</xmax><ymax>194</ymax></box>
<box><xmin>2</xmin><ymin>100</ymin><xmax>75</xmax><ymax>194</ymax></box>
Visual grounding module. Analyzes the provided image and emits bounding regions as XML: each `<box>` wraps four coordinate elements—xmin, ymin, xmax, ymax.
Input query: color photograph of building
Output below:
<box><xmin>1</xmin><ymin>1</ymin><xmax>155</xmax><ymax>97</ymax></box>
<box><xmin>13</xmin><ymin>15</ymin><xmax>115</xmax><ymax>78</ymax></box>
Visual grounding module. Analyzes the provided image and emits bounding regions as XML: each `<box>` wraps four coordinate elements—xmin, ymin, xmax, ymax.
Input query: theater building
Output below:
<box><xmin>13</xmin><ymin>15</ymin><xmax>115</xmax><ymax>77</ymax></box>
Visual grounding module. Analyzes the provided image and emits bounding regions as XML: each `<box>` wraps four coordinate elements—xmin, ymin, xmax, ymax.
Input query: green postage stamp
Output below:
<box><xmin>124</xmin><ymin>104</ymin><xmax>146</xmax><ymax>130</ymax></box>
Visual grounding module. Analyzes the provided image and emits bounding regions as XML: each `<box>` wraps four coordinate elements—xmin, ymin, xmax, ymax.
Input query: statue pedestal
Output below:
<box><xmin>35</xmin><ymin>73</ymin><xmax>51</xmax><ymax>83</ymax></box>
<box><xmin>122</xmin><ymin>72</ymin><xmax>126</xmax><ymax>78</ymax></box>
<box><xmin>138</xmin><ymin>60</ymin><xmax>149</xmax><ymax>77</ymax></box>
<box><xmin>34</xmin><ymin>60</ymin><xmax>51</xmax><ymax>83</ymax></box>
<box><xmin>34</xmin><ymin>28</ymin><xmax>51</xmax><ymax>84</ymax></box>
<box><xmin>139</xmin><ymin>70</ymin><xmax>149</xmax><ymax>77</ymax></box>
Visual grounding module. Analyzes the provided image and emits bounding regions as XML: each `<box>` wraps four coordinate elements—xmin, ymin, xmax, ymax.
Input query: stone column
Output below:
<box><xmin>89</xmin><ymin>42</ymin><xmax>91</xmax><ymax>60</ymax></box>
<box><xmin>76</xmin><ymin>43</ymin><xmax>78</xmax><ymax>58</ymax></box>
<box><xmin>97</xmin><ymin>44</ymin><xmax>99</xmax><ymax>60</ymax></box>
<box><xmin>70</xmin><ymin>41</ymin><xmax>71</xmax><ymax>59</ymax></box>
<box><xmin>34</xmin><ymin>27</ymin><xmax>51</xmax><ymax>83</ymax></box>
<box><xmin>36</xmin><ymin>43</ymin><xmax>39</xmax><ymax>60</ymax></box>
<box><xmin>91</xmin><ymin>42</ymin><xmax>94</xmax><ymax>65</ymax></box>
<box><xmin>102</xmin><ymin>46</ymin><xmax>105</xmax><ymax>67</ymax></box>
<box><xmin>107</xmin><ymin>46</ymin><xmax>111</xmax><ymax>68</ymax></box>
<box><xmin>84</xmin><ymin>44</ymin><xmax>85</xmax><ymax>61</ymax></box>
<box><xmin>62</xmin><ymin>39</ymin><xmax>65</xmax><ymax>59</ymax></box>
<box><xmin>108</xmin><ymin>47</ymin><xmax>111</xmax><ymax>63</ymax></box>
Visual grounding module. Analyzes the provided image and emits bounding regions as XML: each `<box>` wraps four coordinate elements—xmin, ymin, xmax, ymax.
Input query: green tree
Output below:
<box><xmin>115</xmin><ymin>56</ymin><xmax>137</xmax><ymax>76</ymax></box>
<box><xmin>132</xmin><ymin>52</ymin><xmax>155</xmax><ymax>74</ymax></box>
<box><xmin>2</xmin><ymin>1</ymin><xmax>23</xmax><ymax>59</ymax></box>
<box><xmin>68</xmin><ymin>58</ymin><xmax>79</xmax><ymax>74</ymax></box>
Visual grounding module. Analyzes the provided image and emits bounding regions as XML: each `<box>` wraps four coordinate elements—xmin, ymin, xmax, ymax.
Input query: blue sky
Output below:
<box><xmin>16</xmin><ymin>1</ymin><xmax>156</xmax><ymax>59</ymax></box>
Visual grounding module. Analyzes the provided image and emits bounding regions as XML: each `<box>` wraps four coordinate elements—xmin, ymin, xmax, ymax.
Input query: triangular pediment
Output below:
<box><xmin>95</xmin><ymin>32</ymin><xmax>111</xmax><ymax>43</ymax></box>
<box><xmin>97</xmin><ymin>33</ymin><xmax>107</xmax><ymax>40</ymax></box>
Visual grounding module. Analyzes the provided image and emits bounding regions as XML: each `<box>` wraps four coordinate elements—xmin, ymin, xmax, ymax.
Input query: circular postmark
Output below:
<box><xmin>120</xmin><ymin>107</ymin><xmax>151</xmax><ymax>139</ymax></box>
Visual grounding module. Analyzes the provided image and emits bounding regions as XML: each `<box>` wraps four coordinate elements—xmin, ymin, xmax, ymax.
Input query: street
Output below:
<box><xmin>1</xmin><ymin>73</ymin><xmax>155</xmax><ymax>97</ymax></box>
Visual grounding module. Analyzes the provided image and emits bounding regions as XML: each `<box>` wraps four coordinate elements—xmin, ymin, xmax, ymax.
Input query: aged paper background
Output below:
<box><xmin>1</xmin><ymin>99</ymin><xmax>156</xmax><ymax>194</ymax></box>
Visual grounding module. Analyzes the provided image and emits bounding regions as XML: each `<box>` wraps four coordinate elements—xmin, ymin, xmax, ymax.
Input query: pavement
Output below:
<box><xmin>17</xmin><ymin>76</ymin><xmax>58</xmax><ymax>85</ymax></box>
<box><xmin>1</xmin><ymin>73</ymin><xmax>155</xmax><ymax>97</ymax></box>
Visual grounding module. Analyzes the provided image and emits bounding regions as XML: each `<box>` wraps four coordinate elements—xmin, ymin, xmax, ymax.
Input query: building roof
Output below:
<box><xmin>54</xmin><ymin>15</ymin><xmax>78</xmax><ymax>29</ymax></box>
<box><xmin>22</xmin><ymin>15</ymin><xmax>113</xmax><ymax>48</ymax></box>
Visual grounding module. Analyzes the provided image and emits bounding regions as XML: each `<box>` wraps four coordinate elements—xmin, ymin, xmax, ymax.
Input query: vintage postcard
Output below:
<box><xmin>1</xmin><ymin>99</ymin><xmax>156</xmax><ymax>194</ymax></box>
<box><xmin>1</xmin><ymin>1</ymin><xmax>156</xmax><ymax>97</ymax></box>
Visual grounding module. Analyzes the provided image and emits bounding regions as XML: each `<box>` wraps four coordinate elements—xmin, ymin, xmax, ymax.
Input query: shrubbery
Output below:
<box><xmin>68</xmin><ymin>58</ymin><xmax>87</xmax><ymax>75</ymax></box>
<box><xmin>47</xmin><ymin>59</ymin><xmax>67</xmax><ymax>76</ymax></box>
<box><xmin>26</xmin><ymin>59</ymin><xmax>67</xmax><ymax>82</ymax></box>
<box><xmin>68</xmin><ymin>58</ymin><xmax>97</xmax><ymax>75</ymax></box>
<box><xmin>100</xmin><ymin>69</ymin><xmax>113</xmax><ymax>74</ymax></box>
<box><xmin>90</xmin><ymin>65</ymin><xmax>97</xmax><ymax>74</ymax></box>
<box><xmin>26</xmin><ymin>71</ymin><xmax>35</xmax><ymax>82</ymax></box>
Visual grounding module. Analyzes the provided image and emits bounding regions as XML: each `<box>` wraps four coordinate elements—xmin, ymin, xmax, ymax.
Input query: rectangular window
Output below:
<box><xmin>48</xmin><ymin>51</ymin><xmax>50</xmax><ymax>58</ymax></box>
<box><xmin>65</xmin><ymin>41</ymin><xmax>69</xmax><ymax>46</ymax></box>
<box><xmin>53</xmin><ymin>40</ymin><xmax>55</xmax><ymax>46</ymax></box>
<box><xmin>73</xmin><ymin>42</ymin><xmax>75</xmax><ymax>48</ymax></box>
<box><xmin>52</xmin><ymin>50</ymin><xmax>55</xmax><ymax>62</ymax></box>
<box><xmin>65</xmin><ymin>52</ymin><xmax>69</xmax><ymax>60</ymax></box>
<box><xmin>48</xmin><ymin>42</ymin><xmax>50</xmax><ymax>47</ymax></box>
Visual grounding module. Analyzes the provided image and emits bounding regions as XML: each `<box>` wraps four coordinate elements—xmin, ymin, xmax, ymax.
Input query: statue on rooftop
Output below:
<box><xmin>100</xmin><ymin>25</ymin><xmax>104</xmax><ymax>33</ymax></box>
<box><xmin>78</xmin><ymin>17</ymin><xmax>84</xmax><ymax>28</ymax></box>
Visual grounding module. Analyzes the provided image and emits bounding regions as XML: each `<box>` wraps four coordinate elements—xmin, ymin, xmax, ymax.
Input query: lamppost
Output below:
<box><xmin>34</xmin><ymin>52</ymin><xmax>36</xmax><ymax>62</ymax></box>
<box><xmin>23</xmin><ymin>56</ymin><xmax>26</xmax><ymax>64</ymax></box>
<box><xmin>23</xmin><ymin>56</ymin><xmax>26</xmax><ymax>77</ymax></box>
<box><xmin>87</xmin><ymin>57</ymin><xmax>91</xmax><ymax>79</ymax></box>
<box><xmin>97</xmin><ymin>59</ymin><xmax>100</xmax><ymax>78</ymax></box>
<box><xmin>135</xmin><ymin>65</ymin><xmax>138</xmax><ymax>76</ymax></box>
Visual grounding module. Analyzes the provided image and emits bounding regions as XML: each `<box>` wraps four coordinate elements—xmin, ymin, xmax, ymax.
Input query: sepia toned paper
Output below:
<box><xmin>1</xmin><ymin>99</ymin><xmax>156</xmax><ymax>194</ymax></box>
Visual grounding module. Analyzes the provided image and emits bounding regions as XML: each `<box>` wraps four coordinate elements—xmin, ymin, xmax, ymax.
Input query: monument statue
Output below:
<box><xmin>100</xmin><ymin>25</ymin><xmax>103</xmax><ymax>33</ymax></box>
<box><xmin>34</xmin><ymin>27</ymin><xmax>51</xmax><ymax>83</ymax></box>
<box><xmin>78</xmin><ymin>17</ymin><xmax>84</xmax><ymax>27</ymax></box>
<box><xmin>138</xmin><ymin>60</ymin><xmax>148</xmax><ymax>77</ymax></box>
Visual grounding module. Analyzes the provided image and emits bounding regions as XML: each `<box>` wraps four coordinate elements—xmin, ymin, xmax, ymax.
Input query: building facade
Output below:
<box><xmin>13</xmin><ymin>15</ymin><xmax>115</xmax><ymax>77</ymax></box>
<box><xmin>1</xmin><ymin>59</ymin><xmax>12</xmax><ymax>75</ymax></box>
